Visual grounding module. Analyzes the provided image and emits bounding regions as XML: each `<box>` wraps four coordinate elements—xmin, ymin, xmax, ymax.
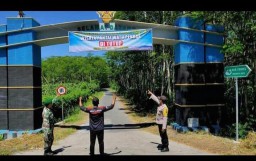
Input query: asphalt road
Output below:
<box><xmin>14</xmin><ymin>89</ymin><xmax>214</xmax><ymax>156</ymax></box>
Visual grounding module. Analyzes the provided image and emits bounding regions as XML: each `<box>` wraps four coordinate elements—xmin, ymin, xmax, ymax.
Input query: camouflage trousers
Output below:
<box><xmin>43</xmin><ymin>127</ymin><xmax>54</xmax><ymax>152</ymax></box>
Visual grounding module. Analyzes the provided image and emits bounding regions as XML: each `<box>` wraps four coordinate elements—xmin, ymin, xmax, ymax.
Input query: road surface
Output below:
<box><xmin>14</xmin><ymin>90</ymin><xmax>214</xmax><ymax>155</ymax></box>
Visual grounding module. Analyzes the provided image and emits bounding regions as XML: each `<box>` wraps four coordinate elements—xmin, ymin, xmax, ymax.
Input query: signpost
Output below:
<box><xmin>56</xmin><ymin>86</ymin><xmax>67</xmax><ymax>121</ymax></box>
<box><xmin>224</xmin><ymin>65</ymin><xmax>252</xmax><ymax>142</ymax></box>
<box><xmin>224</xmin><ymin>65</ymin><xmax>251</xmax><ymax>78</ymax></box>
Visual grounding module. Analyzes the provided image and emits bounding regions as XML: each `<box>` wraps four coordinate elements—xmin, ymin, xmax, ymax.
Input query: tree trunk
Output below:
<box><xmin>161</xmin><ymin>56</ymin><xmax>166</xmax><ymax>95</ymax></box>
<box><xmin>254</xmin><ymin>59</ymin><xmax>256</xmax><ymax>115</ymax></box>
<box><xmin>245</xmin><ymin>80</ymin><xmax>249</xmax><ymax>117</ymax></box>
<box><xmin>166</xmin><ymin>59</ymin><xmax>172</xmax><ymax>98</ymax></box>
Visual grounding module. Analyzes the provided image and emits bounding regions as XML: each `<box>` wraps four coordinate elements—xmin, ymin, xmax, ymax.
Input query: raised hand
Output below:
<box><xmin>112</xmin><ymin>94</ymin><xmax>117</xmax><ymax>100</ymax></box>
<box><xmin>79</xmin><ymin>96</ymin><xmax>83</xmax><ymax>107</ymax></box>
<box><xmin>147</xmin><ymin>90</ymin><xmax>153</xmax><ymax>95</ymax></box>
<box><xmin>111</xmin><ymin>94</ymin><xmax>117</xmax><ymax>107</ymax></box>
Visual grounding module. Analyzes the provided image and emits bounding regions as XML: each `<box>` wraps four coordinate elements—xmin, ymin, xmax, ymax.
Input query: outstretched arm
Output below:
<box><xmin>79</xmin><ymin>96</ymin><xmax>87</xmax><ymax>112</ymax></box>
<box><xmin>104</xmin><ymin>94</ymin><xmax>117</xmax><ymax>111</ymax></box>
<box><xmin>111</xmin><ymin>94</ymin><xmax>117</xmax><ymax>107</ymax></box>
<box><xmin>79</xmin><ymin>96</ymin><xmax>83</xmax><ymax>107</ymax></box>
<box><xmin>147</xmin><ymin>90</ymin><xmax>160</xmax><ymax>105</ymax></box>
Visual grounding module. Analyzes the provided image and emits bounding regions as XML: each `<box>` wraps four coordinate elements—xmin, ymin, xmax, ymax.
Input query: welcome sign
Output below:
<box><xmin>69</xmin><ymin>29</ymin><xmax>153</xmax><ymax>52</ymax></box>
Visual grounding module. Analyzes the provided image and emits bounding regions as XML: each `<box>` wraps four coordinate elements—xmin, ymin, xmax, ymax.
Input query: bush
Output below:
<box><xmin>42</xmin><ymin>81</ymin><xmax>100</xmax><ymax>119</ymax></box>
<box><xmin>220</xmin><ymin>123</ymin><xmax>249</xmax><ymax>139</ymax></box>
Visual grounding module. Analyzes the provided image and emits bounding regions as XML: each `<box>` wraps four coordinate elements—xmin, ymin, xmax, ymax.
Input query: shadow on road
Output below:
<box><xmin>92</xmin><ymin>151</ymin><xmax>122</xmax><ymax>156</ymax></box>
<box><xmin>118</xmin><ymin>108</ymin><xmax>129</xmax><ymax>110</ymax></box>
<box><xmin>150</xmin><ymin>142</ymin><xmax>161</xmax><ymax>147</ymax></box>
<box><xmin>53</xmin><ymin>145</ymin><xmax>72</xmax><ymax>154</ymax></box>
<box><xmin>54</xmin><ymin>124</ymin><xmax>89</xmax><ymax>130</ymax></box>
<box><xmin>55</xmin><ymin>122</ymin><xmax>156</xmax><ymax>130</ymax></box>
<box><xmin>104</xmin><ymin>122</ymin><xmax>156</xmax><ymax>130</ymax></box>
<box><xmin>124</xmin><ymin>111</ymin><xmax>134</xmax><ymax>114</ymax></box>
<box><xmin>107</xmin><ymin>150</ymin><xmax>122</xmax><ymax>155</ymax></box>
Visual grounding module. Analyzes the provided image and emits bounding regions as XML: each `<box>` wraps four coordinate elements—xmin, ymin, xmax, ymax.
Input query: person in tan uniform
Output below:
<box><xmin>147</xmin><ymin>90</ymin><xmax>169</xmax><ymax>152</ymax></box>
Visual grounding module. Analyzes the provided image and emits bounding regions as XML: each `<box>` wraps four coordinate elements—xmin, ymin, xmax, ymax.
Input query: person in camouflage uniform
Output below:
<box><xmin>42</xmin><ymin>97</ymin><xmax>59</xmax><ymax>155</ymax></box>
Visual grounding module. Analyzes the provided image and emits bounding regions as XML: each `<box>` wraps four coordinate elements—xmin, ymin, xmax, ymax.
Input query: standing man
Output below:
<box><xmin>42</xmin><ymin>97</ymin><xmax>59</xmax><ymax>155</ymax></box>
<box><xmin>147</xmin><ymin>90</ymin><xmax>169</xmax><ymax>152</ymax></box>
<box><xmin>79</xmin><ymin>94</ymin><xmax>116</xmax><ymax>155</ymax></box>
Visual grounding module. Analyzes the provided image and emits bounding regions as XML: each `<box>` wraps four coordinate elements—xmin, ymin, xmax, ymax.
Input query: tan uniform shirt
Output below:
<box><xmin>150</xmin><ymin>94</ymin><xmax>168</xmax><ymax>129</ymax></box>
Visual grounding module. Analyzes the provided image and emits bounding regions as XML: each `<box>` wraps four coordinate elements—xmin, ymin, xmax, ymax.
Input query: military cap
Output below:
<box><xmin>43</xmin><ymin>97</ymin><xmax>53</xmax><ymax>107</ymax></box>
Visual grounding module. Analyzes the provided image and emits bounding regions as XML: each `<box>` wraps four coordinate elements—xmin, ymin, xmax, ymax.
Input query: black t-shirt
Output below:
<box><xmin>80</xmin><ymin>105</ymin><xmax>113</xmax><ymax>131</ymax></box>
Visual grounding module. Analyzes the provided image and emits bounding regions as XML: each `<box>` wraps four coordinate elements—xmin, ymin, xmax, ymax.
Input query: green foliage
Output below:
<box><xmin>42</xmin><ymin>56</ymin><xmax>110</xmax><ymax>88</ymax></box>
<box><xmin>110</xmin><ymin>81</ymin><xmax>119</xmax><ymax>91</ymax></box>
<box><xmin>111</xmin><ymin>11</ymin><xmax>256</xmax><ymax>138</ymax></box>
<box><xmin>41</xmin><ymin>12</ymin><xmax>256</xmax><ymax>139</ymax></box>
<box><xmin>223</xmin><ymin>31</ymin><xmax>244</xmax><ymax>56</ymax></box>
<box><xmin>245</xmin><ymin>114</ymin><xmax>256</xmax><ymax>131</ymax></box>
<box><xmin>0</xmin><ymin>134</ymin><xmax>4</xmax><ymax>141</ymax></box>
<box><xmin>221</xmin><ymin>123</ymin><xmax>250</xmax><ymax>139</ymax></box>
<box><xmin>64</xmin><ymin>107</ymin><xmax>81</xmax><ymax>123</ymax></box>
<box><xmin>42</xmin><ymin>81</ymin><xmax>100</xmax><ymax>120</ymax></box>
<box><xmin>107</xmin><ymin>12</ymin><xmax>185</xmax><ymax>119</ymax></box>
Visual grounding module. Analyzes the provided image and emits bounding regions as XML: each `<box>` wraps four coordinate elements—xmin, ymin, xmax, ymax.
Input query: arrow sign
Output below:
<box><xmin>224</xmin><ymin>65</ymin><xmax>252</xmax><ymax>141</ymax></box>
<box><xmin>224</xmin><ymin>65</ymin><xmax>252</xmax><ymax>78</ymax></box>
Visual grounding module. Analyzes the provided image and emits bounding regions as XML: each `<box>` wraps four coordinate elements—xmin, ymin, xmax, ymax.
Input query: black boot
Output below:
<box><xmin>157</xmin><ymin>144</ymin><xmax>163</xmax><ymax>150</ymax></box>
<box><xmin>44</xmin><ymin>151</ymin><xmax>54</xmax><ymax>155</ymax></box>
<box><xmin>44</xmin><ymin>148</ymin><xmax>54</xmax><ymax>156</ymax></box>
<box><xmin>161</xmin><ymin>147</ymin><xmax>169</xmax><ymax>152</ymax></box>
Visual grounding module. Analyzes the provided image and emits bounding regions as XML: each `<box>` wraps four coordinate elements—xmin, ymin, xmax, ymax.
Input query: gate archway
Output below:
<box><xmin>0</xmin><ymin>15</ymin><xmax>224</xmax><ymax>130</ymax></box>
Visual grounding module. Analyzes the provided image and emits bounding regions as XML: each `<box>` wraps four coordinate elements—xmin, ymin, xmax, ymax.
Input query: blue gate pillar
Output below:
<box><xmin>6</xmin><ymin>17</ymin><xmax>42</xmax><ymax>130</ymax></box>
<box><xmin>174</xmin><ymin>16</ymin><xmax>224</xmax><ymax>127</ymax></box>
<box><xmin>0</xmin><ymin>25</ymin><xmax>8</xmax><ymax>129</ymax></box>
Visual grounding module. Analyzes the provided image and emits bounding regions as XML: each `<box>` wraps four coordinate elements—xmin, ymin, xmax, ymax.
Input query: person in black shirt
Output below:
<box><xmin>79</xmin><ymin>94</ymin><xmax>116</xmax><ymax>155</ymax></box>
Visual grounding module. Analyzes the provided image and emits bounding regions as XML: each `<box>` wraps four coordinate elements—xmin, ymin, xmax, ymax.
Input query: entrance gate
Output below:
<box><xmin>0</xmin><ymin>15</ymin><xmax>224</xmax><ymax>130</ymax></box>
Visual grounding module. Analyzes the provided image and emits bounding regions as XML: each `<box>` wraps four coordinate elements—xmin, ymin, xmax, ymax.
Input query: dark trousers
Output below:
<box><xmin>158</xmin><ymin>124</ymin><xmax>169</xmax><ymax>148</ymax></box>
<box><xmin>90</xmin><ymin>130</ymin><xmax>104</xmax><ymax>155</ymax></box>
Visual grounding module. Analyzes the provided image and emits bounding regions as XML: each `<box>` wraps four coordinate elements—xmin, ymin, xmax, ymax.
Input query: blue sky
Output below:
<box><xmin>0</xmin><ymin>11</ymin><xmax>105</xmax><ymax>59</ymax></box>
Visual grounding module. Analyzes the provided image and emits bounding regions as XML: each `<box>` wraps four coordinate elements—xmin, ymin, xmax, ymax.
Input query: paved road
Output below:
<box><xmin>14</xmin><ymin>90</ymin><xmax>213</xmax><ymax>155</ymax></box>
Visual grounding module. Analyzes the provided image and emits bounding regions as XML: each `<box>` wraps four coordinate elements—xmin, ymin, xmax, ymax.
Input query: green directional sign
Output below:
<box><xmin>224</xmin><ymin>65</ymin><xmax>252</xmax><ymax>78</ymax></box>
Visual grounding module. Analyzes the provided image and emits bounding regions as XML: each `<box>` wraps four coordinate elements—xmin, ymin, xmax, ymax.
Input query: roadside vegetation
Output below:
<box><xmin>117</xmin><ymin>93</ymin><xmax>256</xmax><ymax>155</ymax></box>
<box><xmin>107</xmin><ymin>11</ymin><xmax>256</xmax><ymax>147</ymax></box>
